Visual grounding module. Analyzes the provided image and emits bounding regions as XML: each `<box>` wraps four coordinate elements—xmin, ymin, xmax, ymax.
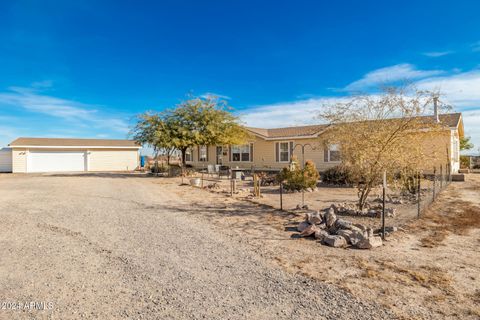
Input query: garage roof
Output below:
<box><xmin>9</xmin><ymin>137</ymin><xmax>140</xmax><ymax>148</ymax></box>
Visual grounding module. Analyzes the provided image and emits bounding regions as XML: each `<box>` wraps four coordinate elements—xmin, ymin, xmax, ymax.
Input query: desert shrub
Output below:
<box><xmin>321</xmin><ymin>165</ymin><xmax>353</xmax><ymax>185</ymax></box>
<box><xmin>460</xmin><ymin>155</ymin><xmax>470</xmax><ymax>169</ymax></box>
<box><xmin>396</xmin><ymin>168</ymin><xmax>419</xmax><ymax>195</ymax></box>
<box><xmin>276</xmin><ymin>159</ymin><xmax>319</xmax><ymax>191</ymax></box>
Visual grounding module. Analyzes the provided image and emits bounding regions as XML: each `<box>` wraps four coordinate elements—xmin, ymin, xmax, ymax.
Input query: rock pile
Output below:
<box><xmin>296</xmin><ymin>209</ymin><xmax>383</xmax><ymax>249</ymax></box>
<box><xmin>330</xmin><ymin>203</ymin><xmax>396</xmax><ymax>218</ymax></box>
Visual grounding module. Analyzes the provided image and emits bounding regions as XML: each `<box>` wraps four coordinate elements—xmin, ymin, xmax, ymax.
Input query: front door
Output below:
<box><xmin>216</xmin><ymin>146</ymin><xmax>223</xmax><ymax>165</ymax></box>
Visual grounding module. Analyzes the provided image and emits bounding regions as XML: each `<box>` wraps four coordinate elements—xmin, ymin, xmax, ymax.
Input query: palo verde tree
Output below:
<box><xmin>319</xmin><ymin>87</ymin><xmax>446</xmax><ymax>210</ymax></box>
<box><xmin>130</xmin><ymin>112</ymin><xmax>176</xmax><ymax>169</ymax></box>
<box><xmin>166</xmin><ymin>95</ymin><xmax>249</xmax><ymax>165</ymax></box>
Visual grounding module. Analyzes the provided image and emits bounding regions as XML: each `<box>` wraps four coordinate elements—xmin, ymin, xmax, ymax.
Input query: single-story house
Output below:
<box><xmin>2</xmin><ymin>137</ymin><xmax>141</xmax><ymax>173</ymax></box>
<box><xmin>185</xmin><ymin>113</ymin><xmax>464</xmax><ymax>173</ymax></box>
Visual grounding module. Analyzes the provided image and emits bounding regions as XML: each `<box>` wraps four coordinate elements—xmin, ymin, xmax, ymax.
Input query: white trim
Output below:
<box><xmin>10</xmin><ymin>145</ymin><xmax>141</xmax><ymax>149</ymax></box>
<box><xmin>277</xmin><ymin>141</ymin><xmax>291</xmax><ymax>163</ymax></box>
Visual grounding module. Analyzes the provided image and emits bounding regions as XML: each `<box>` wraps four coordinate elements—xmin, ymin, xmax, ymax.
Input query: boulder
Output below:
<box><xmin>323</xmin><ymin>235</ymin><xmax>348</xmax><ymax>248</ymax></box>
<box><xmin>324</xmin><ymin>208</ymin><xmax>337</xmax><ymax>228</ymax></box>
<box><xmin>314</xmin><ymin>229</ymin><xmax>329</xmax><ymax>241</ymax></box>
<box><xmin>336</xmin><ymin>229</ymin><xmax>353</xmax><ymax>244</ymax></box>
<box><xmin>335</xmin><ymin>218</ymin><xmax>353</xmax><ymax>230</ymax></box>
<box><xmin>300</xmin><ymin>224</ymin><xmax>319</xmax><ymax>237</ymax></box>
<box><xmin>297</xmin><ymin>221</ymin><xmax>310</xmax><ymax>232</ymax></box>
<box><xmin>308</xmin><ymin>211</ymin><xmax>323</xmax><ymax>225</ymax></box>
<box><xmin>356</xmin><ymin>236</ymin><xmax>383</xmax><ymax>249</ymax></box>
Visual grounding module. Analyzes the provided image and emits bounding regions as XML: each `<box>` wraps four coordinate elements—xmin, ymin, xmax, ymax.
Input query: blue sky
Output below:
<box><xmin>1</xmin><ymin>0</ymin><xmax>480</xmax><ymax>154</ymax></box>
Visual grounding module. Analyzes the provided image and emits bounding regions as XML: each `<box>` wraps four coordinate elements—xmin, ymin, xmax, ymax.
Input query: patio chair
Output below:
<box><xmin>218</xmin><ymin>165</ymin><xmax>231</xmax><ymax>179</ymax></box>
<box><xmin>207</xmin><ymin>164</ymin><xmax>215</xmax><ymax>176</ymax></box>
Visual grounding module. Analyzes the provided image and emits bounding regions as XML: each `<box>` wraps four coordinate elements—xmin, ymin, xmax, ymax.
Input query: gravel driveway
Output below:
<box><xmin>0</xmin><ymin>173</ymin><xmax>395</xmax><ymax>319</ymax></box>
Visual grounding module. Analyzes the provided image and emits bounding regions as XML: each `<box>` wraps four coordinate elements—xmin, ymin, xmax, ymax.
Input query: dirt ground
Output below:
<box><xmin>0</xmin><ymin>173</ymin><xmax>394</xmax><ymax>320</ymax></box>
<box><xmin>0</xmin><ymin>173</ymin><xmax>478</xmax><ymax>319</ymax></box>
<box><xmin>176</xmin><ymin>173</ymin><xmax>480</xmax><ymax>319</ymax></box>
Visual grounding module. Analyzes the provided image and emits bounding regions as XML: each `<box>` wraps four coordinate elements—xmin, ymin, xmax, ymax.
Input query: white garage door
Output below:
<box><xmin>28</xmin><ymin>151</ymin><xmax>87</xmax><ymax>173</ymax></box>
<box><xmin>0</xmin><ymin>148</ymin><xmax>12</xmax><ymax>172</ymax></box>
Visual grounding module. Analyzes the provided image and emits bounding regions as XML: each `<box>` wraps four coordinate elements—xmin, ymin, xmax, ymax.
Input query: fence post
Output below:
<box><xmin>201</xmin><ymin>171</ymin><xmax>204</xmax><ymax>188</ymax></box>
<box><xmin>440</xmin><ymin>164</ymin><xmax>443</xmax><ymax>190</ymax></box>
<box><xmin>381</xmin><ymin>171</ymin><xmax>386</xmax><ymax>240</ymax></box>
<box><xmin>279</xmin><ymin>182</ymin><xmax>283</xmax><ymax>211</ymax></box>
<box><xmin>417</xmin><ymin>171</ymin><xmax>421</xmax><ymax>218</ymax></box>
<box><xmin>432</xmin><ymin>166</ymin><xmax>436</xmax><ymax>202</ymax></box>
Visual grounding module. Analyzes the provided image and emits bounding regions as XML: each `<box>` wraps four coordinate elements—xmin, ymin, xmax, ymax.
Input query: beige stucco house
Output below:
<box><xmin>185</xmin><ymin>113</ymin><xmax>464</xmax><ymax>173</ymax></box>
<box><xmin>5</xmin><ymin>137</ymin><xmax>140</xmax><ymax>173</ymax></box>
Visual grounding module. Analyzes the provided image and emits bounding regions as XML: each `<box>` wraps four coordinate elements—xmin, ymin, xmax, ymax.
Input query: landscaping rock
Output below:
<box><xmin>336</xmin><ymin>229</ymin><xmax>354</xmax><ymax>244</ymax></box>
<box><xmin>297</xmin><ymin>221</ymin><xmax>310</xmax><ymax>232</ymax></box>
<box><xmin>356</xmin><ymin>236</ymin><xmax>383</xmax><ymax>249</ymax></box>
<box><xmin>300</xmin><ymin>224</ymin><xmax>319</xmax><ymax>237</ymax></box>
<box><xmin>366</xmin><ymin>227</ymin><xmax>374</xmax><ymax>238</ymax></box>
<box><xmin>324</xmin><ymin>208</ymin><xmax>337</xmax><ymax>228</ymax></box>
<box><xmin>314</xmin><ymin>229</ymin><xmax>329</xmax><ymax>241</ymax></box>
<box><xmin>335</xmin><ymin>218</ymin><xmax>353</xmax><ymax>230</ymax></box>
<box><xmin>308</xmin><ymin>211</ymin><xmax>323</xmax><ymax>225</ymax></box>
<box><xmin>323</xmin><ymin>235</ymin><xmax>347</xmax><ymax>248</ymax></box>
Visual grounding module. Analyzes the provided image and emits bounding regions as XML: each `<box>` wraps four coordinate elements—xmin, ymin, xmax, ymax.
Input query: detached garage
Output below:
<box><xmin>8</xmin><ymin>137</ymin><xmax>141</xmax><ymax>173</ymax></box>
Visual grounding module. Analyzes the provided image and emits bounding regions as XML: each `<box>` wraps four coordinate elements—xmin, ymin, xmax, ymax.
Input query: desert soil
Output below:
<box><xmin>0</xmin><ymin>173</ymin><xmax>396</xmax><ymax>320</ymax></box>
<box><xmin>179</xmin><ymin>173</ymin><xmax>480</xmax><ymax>319</ymax></box>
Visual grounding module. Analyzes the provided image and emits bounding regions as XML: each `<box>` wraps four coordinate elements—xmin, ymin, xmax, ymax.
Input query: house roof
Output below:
<box><xmin>247</xmin><ymin>124</ymin><xmax>329</xmax><ymax>139</ymax></box>
<box><xmin>9</xmin><ymin>137</ymin><xmax>140</xmax><ymax>148</ymax></box>
<box><xmin>246</xmin><ymin>113</ymin><xmax>462</xmax><ymax>140</ymax></box>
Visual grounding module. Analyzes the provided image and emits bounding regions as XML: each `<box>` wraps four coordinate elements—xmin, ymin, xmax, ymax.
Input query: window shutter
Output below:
<box><xmin>197</xmin><ymin>146</ymin><xmax>200</xmax><ymax>162</ymax></box>
<box><xmin>206</xmin><ymin>146</ymin><xmax>209</xmax><ymax>162</ymax></box>
<box><xmin>289</xmin><ymin>142</ymin><xmax>294</xmax><ymax>161</ymax></box>
<box><xmin>324</xmin><ymin>147</ymin><xmax>329</xmax><ymax>162</ymax></box>
<box><xmin>229</xmin><ymin>145</ymin><xmax>232</xmax><ymax>162</ymax></box>
<box><xmin>275</xmin><ymin>142</ymin><xmax>279</xmax><ymax>162</ymax></box>
<box><xmin>250</xmin><ymin>143</ymin><xmax>254</xmax><ymax>162</ymax></box>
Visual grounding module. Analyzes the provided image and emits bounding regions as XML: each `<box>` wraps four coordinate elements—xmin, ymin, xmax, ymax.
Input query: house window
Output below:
<box><xmin>232</xmin><ymin>144</ymin><xmax>251</xmax><ymax>162</ymax></box>
<box><xmin>185</xmin><ymin>148</ymin><xmax>192</xmax><ymax>162</ymax></box>
<box><xmin>328</xmin><ymin>144</ymin><xmax>341</xmax><ymax>162</ymax></box>
<box><xmin>279</xmin><ymin>142</ymin><xmax>291</xmax><ymax>162</ymax></box>
<box><xmin>199</xmin><ymin>145</ymin><xmax>207</xmax><ymax>162</ymax></box>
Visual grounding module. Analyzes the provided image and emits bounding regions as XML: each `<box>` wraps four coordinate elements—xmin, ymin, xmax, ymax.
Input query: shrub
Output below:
<box><xmin>460</xmin><ymin>155</ymin><xmax>470</xmax><ymax>169</ymax></box>
<box><xmin>276</xmin><ymin>159</ymin><xmax>320</xmax><ymax>191</ymax></box>
<box><xmin>321</xmin><ymin>166</ymin><xmax>352</xmax><ymax>185</ymax></box>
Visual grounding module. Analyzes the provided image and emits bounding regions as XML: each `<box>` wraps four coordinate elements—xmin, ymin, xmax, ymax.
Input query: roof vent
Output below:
<box><xmin>433</xmin><ymin>96</ymin><xmax>440</xmax><ymax>123</ymax></box>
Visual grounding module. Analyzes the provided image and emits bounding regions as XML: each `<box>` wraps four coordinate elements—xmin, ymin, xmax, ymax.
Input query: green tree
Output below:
<box><xmin>460</xmin><ymin>136</ymin><xmax>474</xmax><ymax>151</ymax></box>
<box><xmin>130</xmin><ymin>112</ymin><xmax>176</xmax><ymax>171</ymax></box>
<box><xmin>167</xmin><ymin>96</ymin><xmax>249</xmax><ymax>165</ymax></box>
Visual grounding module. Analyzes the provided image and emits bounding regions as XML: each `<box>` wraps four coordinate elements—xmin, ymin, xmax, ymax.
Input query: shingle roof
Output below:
<box><xmin>247</xmin><ymin>124</ymin><xmax>329</xmax><ymax>139</ymax></box>
<box><xmin>9</xmin><ymin>137</ymin><xmax>140</xmax><ymax>147</ymax></box>
<box><xmin>246</xmin><ymin>113</ymin><xmax>462</xmax><ymax>139</ymax></box>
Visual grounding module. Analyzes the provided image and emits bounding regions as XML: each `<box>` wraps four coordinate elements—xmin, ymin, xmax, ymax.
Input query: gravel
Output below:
<box><xmin>0</xmin><ymin>173</ymin><xmax>396</xmax><ymax>319</ymax></box>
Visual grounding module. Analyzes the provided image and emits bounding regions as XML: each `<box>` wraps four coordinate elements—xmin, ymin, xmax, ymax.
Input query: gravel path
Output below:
<box><xmin>0</xmin><ymin>174</ymin><xmax>396</xmax><ymax>319</ymax></box>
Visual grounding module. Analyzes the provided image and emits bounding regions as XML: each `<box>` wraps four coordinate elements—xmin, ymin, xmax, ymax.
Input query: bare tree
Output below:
<box><xmin>319</xmin><ymin>87</ymin><xmax>447</xmax><ymax>209</ymax></box>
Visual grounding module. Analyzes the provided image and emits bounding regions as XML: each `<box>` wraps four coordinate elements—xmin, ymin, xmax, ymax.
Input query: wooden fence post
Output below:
<box><xmin>279</xmin><ymin>182</ymin><xmax>283</xmax><ymax>211</ymax></box>
<box><xmin>417</xmin><ymin>171</ymin><xmax>421</xmax><ymax>218</ymax></box>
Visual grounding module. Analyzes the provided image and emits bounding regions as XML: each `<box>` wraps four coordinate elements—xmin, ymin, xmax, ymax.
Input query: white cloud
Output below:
<box><xmin>241</xmin><ymin>66</ymin><xmax>480</xmax><ymax>152</ymax></box>
<box><xmin>416</xmin><ymin>69</ymin><xmax>480</xmax><ymax>107</ymax></box>
<box><xmin>423</xmin><ymin>51</ymin><xmax>453</xmax><ymax>57</ymax></box>
<box><xmin>344</xmin><ymin>63</ymin><xmax>445</xmax><ymax>92</ymax></box>
<box><xmin>0</xmin><ymin>86</ymin><xmax>130</xmax><ymax>133</ymax></box>
<box><xmin>240</xmin><ymin>97</ymin><xmax>348</xmax><ymax>128</ymax></box>
<box><xmin>200</xmin><ymin>92</ymin><xmax>231</xmax><ymax>100</ymax></box>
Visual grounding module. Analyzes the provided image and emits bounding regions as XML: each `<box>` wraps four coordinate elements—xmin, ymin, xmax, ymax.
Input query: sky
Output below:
<box><xmin>1</xmin><ymin>0</ymin><xmax>480</xmax><ymax>154</ymax></box>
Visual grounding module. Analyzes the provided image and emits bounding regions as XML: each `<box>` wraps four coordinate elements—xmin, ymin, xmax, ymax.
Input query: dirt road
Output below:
<box><xmin>0</xmin><ymin>173</ymin><xmax>394</xmax><ymax>320</ymax></box>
